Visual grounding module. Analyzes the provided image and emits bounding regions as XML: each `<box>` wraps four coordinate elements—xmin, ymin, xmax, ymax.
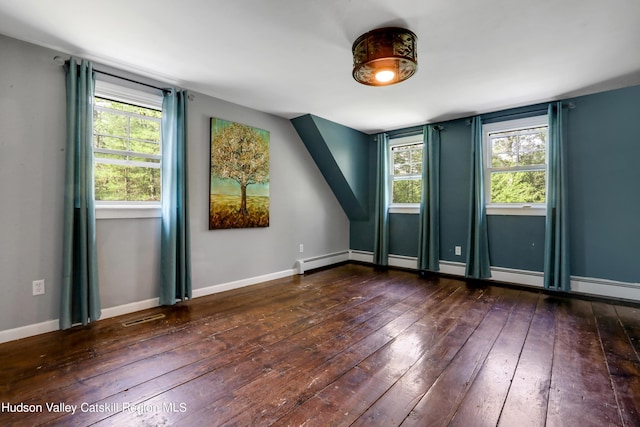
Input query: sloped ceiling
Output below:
<box><xmin>0</xmin><ymin>0</ymin><xmax>639</xmax><ymax>133</ymax></box>
<box><xmin>291</xmin><ymin>114</ymin><xmax>370</xmax><ymax>220</ymax></box>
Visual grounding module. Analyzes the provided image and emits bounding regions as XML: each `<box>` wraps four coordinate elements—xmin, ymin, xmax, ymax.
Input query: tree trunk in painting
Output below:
<box><xmin>239</xmin><ymin>184</ymin><xmax>248</xmax><ymax>215</ymax></box>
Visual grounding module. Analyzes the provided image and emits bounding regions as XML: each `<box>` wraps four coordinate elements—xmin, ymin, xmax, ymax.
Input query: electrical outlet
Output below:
<box><xmin>299</xmin><ymin>244</ymin><xmax>304</xmax><ymax>253</ymax></box>
<box><xmin>455</xmin><ymin>246</ymin><xmax>462</xmax><ymax>256</ymax></box>
<box><xmin>33</xmin><ymin>279</ymin><xmax>45</xmax><ymax>296</ymax></box>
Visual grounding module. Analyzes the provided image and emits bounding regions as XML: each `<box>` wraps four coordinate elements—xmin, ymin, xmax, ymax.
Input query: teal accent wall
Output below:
<box><xmin>487</xmin><ymin>216</ymin><xmax>545</xmax><ymax>271</ymax></box>
<box><xmin>565</xmin><ymin>85</ymin><xmax>640</xmax><ymax>283</ymax></box>
<box><xmin>291</xmin><ymin>114</ymin><xmax>370</xmax><ymax>220</ymax></box>
<box><xmin>346</xmin><ymin>84</ymin><xmax>640</xmax><ymax>284</ymax></box>
<box><xmin>438</xmin><ymin>119</ymin><xmax>472</xmax><ymax>262</ymax></box>
<box><xmin>350</xmin><ymin>138</ymin><xmax>377</xmax><ymax>250</ymax></box>
<box><xmin>389</xmin><ymin>214</ymin><xmax>419</xmax><ymax>257</ymax></box>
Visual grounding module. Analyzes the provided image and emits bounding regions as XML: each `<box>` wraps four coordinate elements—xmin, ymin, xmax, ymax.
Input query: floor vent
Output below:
<box><xmin>121</xmin><ymin>313</ymin><xmax>165</xmax><ymax>327</ymax></box>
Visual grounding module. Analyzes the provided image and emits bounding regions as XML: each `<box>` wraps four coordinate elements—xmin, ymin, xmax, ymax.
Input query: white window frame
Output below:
<box><xmin>94</xmin><ymin>80</ymin><xmax>164</xmax><ymax>219</ymax></box>
<box><xmin>388</xmin><ymin>134</ymin><xmax>424</xmax><ymax>214</ymax></box>
<box><xmin>483</xmin><ymin>115</ymin><xmax>548</xmax><ymax>216</ymax></box>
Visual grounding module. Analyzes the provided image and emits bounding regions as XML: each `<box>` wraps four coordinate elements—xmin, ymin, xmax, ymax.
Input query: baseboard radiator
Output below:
<box><xmin>296</xmin><ymin>251</ymin><xmax>350</xmax><ymax>274</ymax></box>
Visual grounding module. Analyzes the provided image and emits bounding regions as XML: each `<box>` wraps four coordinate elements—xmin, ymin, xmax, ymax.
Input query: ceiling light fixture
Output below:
<box><xmin>352</xmin><ymin>27</ymin><xmax>418</xmax><ymax>86</ymax></box>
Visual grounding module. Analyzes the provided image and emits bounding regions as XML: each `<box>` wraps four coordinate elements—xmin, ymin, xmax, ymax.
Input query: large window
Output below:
<box><xmin>93</xmin><ymin>81</ymin><xmax>163</xmax><ymax>206</ymax></box>
<box><xmin>389</xmin><ymin>134</ymin><xmax>423</xmax><ymax>212</ymax></box>
<box><xmin>483</xmin><ymin>115</ymin><xmax>548</xmax><ymax>215</ymax></box>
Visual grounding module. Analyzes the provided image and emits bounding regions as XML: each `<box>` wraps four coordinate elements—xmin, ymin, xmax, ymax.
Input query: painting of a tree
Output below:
<box><xmin>210</xmin><ymin>118</ymin><xmax>270</xmax><ymax>229</ymax></box>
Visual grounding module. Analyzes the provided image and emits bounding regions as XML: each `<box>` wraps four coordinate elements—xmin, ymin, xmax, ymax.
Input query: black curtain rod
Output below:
<box><xmin>59</xmin><ymin>56</ymin><xmax>171</xmax><ymax>93</ymax></box>
<box><xmin>466</xmin><ymin>109</ymin><xmax>547</xmax><ymax>125</ymax></box>
<box><xmin>386</xmin><ymin>123</ymin><xmax>445</xmax><ymax>139</ymax></box>
<box><xmin>93</xmin><ymin>69</ymin><xmax>171</xmax><ymax>93</ymax></box>
<box><xmin>387</xmin><ymin>126</ymin><xmax>423</xmax><ymax>139</ymax></box>
<box><xmin>465</xmin><ymin>102</ymin><xmax>576</xmax><ymax>125</ymax></box>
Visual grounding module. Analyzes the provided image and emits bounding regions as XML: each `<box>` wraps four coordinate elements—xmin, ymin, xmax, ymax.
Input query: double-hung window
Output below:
<box><xmin>93</xmin><ymin>80</ymin><xmax>163</xmax><ymax>218</ymax></box>
<box><xmin>389</xmin><ymin>134</ymin><xmax>423</xmax><ymax>213</ymax></box>
<box><xmin>483</xmin><ymin>115</ymin><xmax>548</xmax><ymax>215</ymax></box>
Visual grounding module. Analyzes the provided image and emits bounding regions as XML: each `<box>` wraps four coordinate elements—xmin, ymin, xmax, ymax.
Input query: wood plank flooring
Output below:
<box><xmin>1</xmin><ymin>263</ymin><xmax>639</xmax><ymax>426</ymax></box>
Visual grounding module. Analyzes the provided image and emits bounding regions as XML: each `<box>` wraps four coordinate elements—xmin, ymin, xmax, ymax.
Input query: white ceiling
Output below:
<box><xmin>1</xmin><ymin>0</ymin><xmax>639</xmax><ymax>133</ymax></box>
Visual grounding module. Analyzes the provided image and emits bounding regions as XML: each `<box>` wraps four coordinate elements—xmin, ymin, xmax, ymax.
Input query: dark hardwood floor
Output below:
<box><xmin>1</xmin><ymin>263</ymin><xmax>639</xmax><ymax>426</ymax></box>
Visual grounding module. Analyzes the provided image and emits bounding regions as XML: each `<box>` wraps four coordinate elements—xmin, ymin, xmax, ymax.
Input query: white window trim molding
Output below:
<box><xmin>94</xmin><ymin>79</ymin><xmax>164</xmax><ymax>217</ymax></box>
<box><xmin>96</xmin><ymin>204</ymin><xmax>161</xmax><ymax>219</ymax></box>
<box><xmin>389</xmin><ymin>204</ymin><xmax>420</xmax><ymax>214</ymax></box>
<box><xmin>485</xmin><ymin>204</ymin><xmax>546</xmax><ymax>216</ymax></box>
<box><xmin>483</xmin><ymin>115</ymin><xmax>548</xmax><ymax>216</ymax></box>
<box><xmin>388</xmin><ymin>133</ymin><xmax>423</xmax><ymax>214</ymax></box>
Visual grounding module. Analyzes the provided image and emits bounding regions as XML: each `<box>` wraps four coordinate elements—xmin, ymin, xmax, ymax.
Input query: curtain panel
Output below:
<box><xmin>160</xmin><ymin>90</ymin><xmax>192</xmax><ymax>305</ymax></box>
<box><xmin>544</xmin><ymin>102</ymin><xmax>571</xmax><ymax>291</ymax></box>
<box><xmin>60</xmin><ymin>58</ymin><xmax>101</xmax><ymax>329</ymax></box>
<box><xmin>373</xmin><ymin>132</ymin><xmax>390</xmax><ymax>266</ymax></box>
<box><xmin>465</xmin><ymin>116</ymin><xmax>491</xmax><ymax>279</ymax></box>
<box><xmin>417</xmin><ymin>125</ymin><xmax>441</xmax><ymax>271</ymax></box>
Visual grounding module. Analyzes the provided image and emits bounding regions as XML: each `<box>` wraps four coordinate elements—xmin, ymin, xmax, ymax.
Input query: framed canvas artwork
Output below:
<box><xmin>209</xmin><ymin>117</ymin><xmax>270</xmax><ymax>229</ymax></box>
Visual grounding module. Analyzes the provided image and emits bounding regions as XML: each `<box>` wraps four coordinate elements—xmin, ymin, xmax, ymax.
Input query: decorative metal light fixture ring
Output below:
<box><xmin>352</xmin><ymin>27</ymin><xmax>418</xmax><ymax>86</ymax></box>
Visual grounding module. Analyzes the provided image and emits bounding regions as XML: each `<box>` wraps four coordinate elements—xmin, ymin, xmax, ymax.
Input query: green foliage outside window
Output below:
<box><xmin>393</xmin><ymin>179</ymin><xmax>422</xmax><ymax>204</ymax></box>
<box><xmin>489</xmin><ymin>126</ymin><xmax>547</xmax><ymax>204</ymax></box>
<box><xmin>491</xmin><ymin>171</ymin><xmax>546</xmax><ymax>203</ymax></box>
<box><xmin>95</xmin><ymin>163</ymin><xmax>161</xmax><ymax>202</ymax></box>
<box><xmin>391</xmin><ymin>142</ymin><xmax>423</xmax><ymax>204</ymax></box>
<box><xmin>93</xmin><ymin>98</ymin><xmax>162</xmax><ymax>202</ymax></box>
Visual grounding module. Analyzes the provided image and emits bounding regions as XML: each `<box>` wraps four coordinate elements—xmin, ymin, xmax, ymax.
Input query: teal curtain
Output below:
<box><xmin>160</xmin><ymin>90</ymin><xmax>192</xmax><ymax>305</ymax></box>
<box><xmin>417</xmin><ymin>125</ymin><xmax>440</xmax><ymax>271</ymax></box>
<box><xmin>373</xmin><ymin>132</ymin><xmax>389</xmax><ymax>266</ymax></box>
<box><xmin>465</xmin><ymin>116</ymin><xmax>491</xmax><ymax>278</ymax></box>
<box><xmin>544</xmin><ymin>102</ymin><xmax>571</xmax><ymax>291</ymax></box>
<box><xmin>60</xmin><ymin>58</ymin><xmax>101</xmax><ymax>329</ymax></box>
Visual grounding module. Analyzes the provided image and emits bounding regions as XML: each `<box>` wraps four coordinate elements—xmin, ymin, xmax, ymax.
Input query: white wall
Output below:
<box><xmin>0</xmin><ymin>34</ymin><xmax>349</xmax><ymax>337</ymax></box>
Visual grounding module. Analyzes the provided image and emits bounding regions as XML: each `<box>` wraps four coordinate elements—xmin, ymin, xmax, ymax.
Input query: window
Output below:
<box><xmin>93</xmin><ymin>81</ymin><xmax>163</xmax><ymax>218</ymax></box>
<box><xmin>483</xmin><ymin>115</ymin><xmax>548</xmax><ymax>215</ymax></box>
<box><xmin>389</xmin><ymin>134</ymin><xmax>423</xmax><ymax>213</ymax></box>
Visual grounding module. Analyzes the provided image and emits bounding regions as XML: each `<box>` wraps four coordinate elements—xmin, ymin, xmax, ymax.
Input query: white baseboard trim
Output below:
<box><xmin>349</xmin><ymin>250</ymin><xmax>418</xmax><ymax>270</ymax></box>
<box><xmin>101</xmin><ymin>297</ymin><xmax>161</xmax><ymax>320</ymax></box>
<box><xmin>0</xmin><ymin>319</ymin><xmax>60</xmax><ymax>345</ymax></box>
<box><xmin>572</xmin><ymin>276</ymin><xmax>640</xmax><ymax>302</ymax></box>
<box><xmin>348</xmin><ymin>250</ymin><xmax>373</xmax><ymax>264</ymax></box>
<box><xmin>192</xmin><ymin>268</ymin><xmax>296</xmax><ymax>298</ymax></box>
<box><xmin>387</xmin><ymin>254</ymin><xmax>419</xmax><ymax>270</ymax></box>
<box><xmin>438</xmin><ymin>260</ymin><xmax>466</xmax><ymax>276</ymax></box>
<box><xmin>348</xmin><ymin>250</ymin><xmax>640</xmax><ymax>302</ymax></box>
<box><xmin>296</xmin><ymin>251</ymin><xmax>350</xmax><ymax>274</ymax></box>
<box><xmin>489</xmin><ymin>266</ymin><xmax>544</xmax><ymax>288</ymax></box>
<box><xmin>433</xmin><ymin>260</ymin><xmax>544</xmax><ymax>289</ymax></box>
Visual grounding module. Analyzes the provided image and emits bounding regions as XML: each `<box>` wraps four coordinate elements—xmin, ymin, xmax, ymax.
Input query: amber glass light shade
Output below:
<box><xmin>352</xmin><ymin>27</ymin><xmax>418</xmax><ymax>86</ymax></box>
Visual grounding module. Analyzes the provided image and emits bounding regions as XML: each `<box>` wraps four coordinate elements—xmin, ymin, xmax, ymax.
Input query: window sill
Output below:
<box><xmin>389</xmin><ymin>205</ymin><xmax>420</xmax><ymax>214</ymax></box>
<box><xmin>486</xmin><ymin>205</ymin><xmax>546</xmax><ymax>216</ymax></box>
<box><xmin>96</xmin><ymin>204</ymin><xmax>161</xmax><ymax>219</ymax></box>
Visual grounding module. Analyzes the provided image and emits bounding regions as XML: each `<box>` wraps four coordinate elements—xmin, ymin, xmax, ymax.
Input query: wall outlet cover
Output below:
<box><xmin>32</xmin><ymin>279</ymin><xmax>45</xmax><ymax>296</ymax></box>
